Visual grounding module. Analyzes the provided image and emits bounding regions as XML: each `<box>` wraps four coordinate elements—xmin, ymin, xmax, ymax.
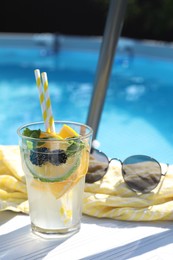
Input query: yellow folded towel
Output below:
<box><xmin>0</xmin><ymin>145</ymin><xmax>173</xmax><ymax>221</ymax></box>
<box><xmin>0</xmin><ymin>145</ymin><xmax>28</xmax><ymax>213</ymax></box>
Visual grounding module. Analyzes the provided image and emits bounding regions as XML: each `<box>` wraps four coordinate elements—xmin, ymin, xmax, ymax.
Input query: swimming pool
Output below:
<box><xmin>1</xmin><ymin>34</ymin><xmax>173</xmax><ymax>163</ymax></box>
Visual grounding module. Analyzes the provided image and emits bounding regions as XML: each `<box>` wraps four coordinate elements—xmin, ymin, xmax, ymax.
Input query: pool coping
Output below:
<box><xmin>0</xmin><ymin>33</ymin><xmax>173</xmax><ymax>60</ymax></box>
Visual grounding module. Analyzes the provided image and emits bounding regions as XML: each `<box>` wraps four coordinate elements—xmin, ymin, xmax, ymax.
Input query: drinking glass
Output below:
<box><xmin>17</xmin><ymin>121</ymin><xmax>93</xmax><ymax>238</ymax></box>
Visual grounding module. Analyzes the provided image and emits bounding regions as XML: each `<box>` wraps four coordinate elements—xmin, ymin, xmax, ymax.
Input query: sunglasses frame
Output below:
<box><xmin>87</xmin><ymin>148</ymin><xmax>169</xmax><ymax>193</ymax></box>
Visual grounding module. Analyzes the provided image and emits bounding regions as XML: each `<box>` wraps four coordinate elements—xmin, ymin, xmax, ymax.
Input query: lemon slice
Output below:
<box><xmin>59</xmin><ymin>124</ymin><xmax>79</xmax><ymax>138</ymax></box>
<box><xmin>40</xmin><ymin>131</ymin><xmax>63</xmax><ymax>140</ymax></box>
<box><xmin>30</xmin><ymin>148</ymin><xmax>89</xmax><ymax>198</ymax></box>
<box><xmin>25</xmin><ymin>155</ymin><xmax>80</xmax><ymax>182</ymax></box>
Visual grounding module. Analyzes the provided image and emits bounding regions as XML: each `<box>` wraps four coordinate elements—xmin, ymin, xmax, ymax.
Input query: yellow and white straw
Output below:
<box><xmin>34</xmin><ymin>69</ymin><xmax>55</xmax><ymax>133</ymax></box>
<box><xmin>41</xmin><ymin>72</ymin><xmax>55</xmax><ymax>133</ymax></box>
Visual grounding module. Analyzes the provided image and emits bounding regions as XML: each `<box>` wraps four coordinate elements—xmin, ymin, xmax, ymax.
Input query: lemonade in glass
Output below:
<box><xmin>17</xmin><ymin>121</ymin><xmax>93</xmax><ymax>237</ymax></box>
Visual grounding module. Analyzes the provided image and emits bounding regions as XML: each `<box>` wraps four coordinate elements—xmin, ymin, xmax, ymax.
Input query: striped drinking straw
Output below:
<box><xmin>34</xmin><ymin>69</ymin><xmax>55</xmax><ymax>133</ymax></box>
<box><xmin>41</xmin><ymin>72</ymin><xmax>55</xmax><ymax>133</ymax></box>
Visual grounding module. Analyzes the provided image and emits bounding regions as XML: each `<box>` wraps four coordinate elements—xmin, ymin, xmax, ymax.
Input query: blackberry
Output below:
<box><xmin>49</xmin><ymin>149</ymin><xmax>67</xmax><ymax>166</ymax></box>
<box><xmin>30</xmin><ymin>147</ymin><xmax>49</xmax><ymax>166</ymax></box>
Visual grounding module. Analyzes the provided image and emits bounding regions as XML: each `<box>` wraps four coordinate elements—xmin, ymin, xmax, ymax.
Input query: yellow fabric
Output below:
<box><xmin>0</xmin><ymin>145</ymin><xmax>173</xmax><ymax>221</ymax></box>
<box><xmin>0</xmin><ymin>145</ymin><xmax>28</xmax><ymax>212</ymax></box>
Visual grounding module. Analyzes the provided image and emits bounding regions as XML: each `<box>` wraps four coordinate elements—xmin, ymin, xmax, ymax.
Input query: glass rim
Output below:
<box><xmin>17</xmin><ymin>120</ymin><xmax>93</xmax><ymax>142</ymax></box>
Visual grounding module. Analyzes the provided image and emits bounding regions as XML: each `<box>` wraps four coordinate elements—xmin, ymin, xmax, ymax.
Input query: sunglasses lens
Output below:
<box><xmin>122</xmin><ymin>155</ymin><xmax>161</xmax><ymax>193</ymax></box>
<box><xmin>85</xmin><ymin>149</ymin><xmax>109</xmax><ymax>183</ymax></box>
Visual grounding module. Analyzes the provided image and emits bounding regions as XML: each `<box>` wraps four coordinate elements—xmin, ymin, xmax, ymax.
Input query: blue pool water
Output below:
<box><xmin>1</xmin><ymin>37</ymin><xmax>173</xmax><ymax>163</ymax></box>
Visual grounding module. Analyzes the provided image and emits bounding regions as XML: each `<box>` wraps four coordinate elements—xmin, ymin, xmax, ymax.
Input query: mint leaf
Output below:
<box><xmin>26</xmin><ymin>141</ymin><xmax>34</xmax><ymax>150</ymax></box>
<box><xmin>23</xmin><ymin>128</ymin><xmax>32</xmax><ymax>137</ymax></box>
<box><xmin>66</xmin><ymin>140</ymin><xmax>85</xmax><ymax>157</ymax></box>
<box><xmin>30</xmin><ymin>130</ymin><xmax>41</xmax><ymax>138</ymax></box>
<box><xmin>23</xmin><ymin>128</ymin><xmax>41</xmax><ymax>138</ymax></box>
<box><xmin>22</xmin><ymin>128</ymin><xmax>42</xmax><ymax>149</ymax></box>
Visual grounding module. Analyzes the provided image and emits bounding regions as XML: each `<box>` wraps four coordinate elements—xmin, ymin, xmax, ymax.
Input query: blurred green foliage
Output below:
<box><xmin>122</xmin><ymin>0</ymin><xmax>173</xmax><ymax>41</ymax></box>
<box><xmin>0</xmin><ymin>0</ymin><xmax>173</xmax><ymax>41</ymax></box>
<box><xmin>97</xmin><ymin>0</ymin><xmax>173</xmax><ymax>41</ymax></box>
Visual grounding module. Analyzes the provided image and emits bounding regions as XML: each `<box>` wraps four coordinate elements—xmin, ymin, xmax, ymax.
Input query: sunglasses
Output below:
<box><xmin>86</xmin><ymin>148</ymin><xmax>169</xmax><ymax>193</ymax></box>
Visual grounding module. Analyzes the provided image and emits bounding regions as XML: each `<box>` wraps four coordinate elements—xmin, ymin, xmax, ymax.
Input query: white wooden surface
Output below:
<box><xmin>0</xmin><ymin>211</ymin><xmax>173</xmax><ymax>260</ymax></box>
